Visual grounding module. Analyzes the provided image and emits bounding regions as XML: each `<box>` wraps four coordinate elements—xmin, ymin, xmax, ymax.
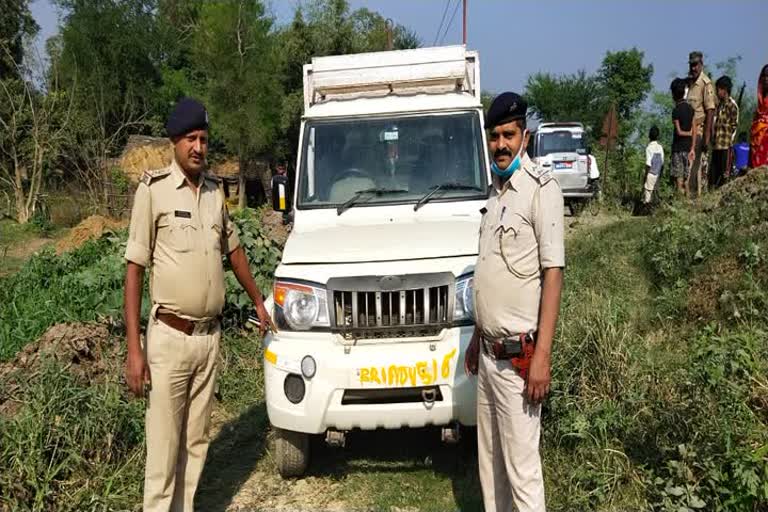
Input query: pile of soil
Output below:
<box><xmin>718</xmin><ymin>166</ymin><xmax>768</xmax><ymax>207</ymax></box>
<box><xmin>55</xmin><ymin>215</ymin><xmax>128</xmax><ymax>254</ymax></box>
<box><xmin>0</xmin><ymin>322</ymin><xmax>117</xmax><ymax>417</ymax></box>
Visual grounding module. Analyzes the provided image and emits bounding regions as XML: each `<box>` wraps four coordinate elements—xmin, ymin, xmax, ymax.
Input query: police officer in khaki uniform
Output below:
<box><xmin>465</xmin><ymin>93</ymin><xmax>565</xmax><ymax>512</ymax></box>
<box><xmin>123</xmin><ymin>97</ymin><xmax>275</xmax><ymax>512</ymax></box>
<box><xmin>686</xmin><ymin>51</ymin><xmax>717</xmax><ymax>197</ymax></box>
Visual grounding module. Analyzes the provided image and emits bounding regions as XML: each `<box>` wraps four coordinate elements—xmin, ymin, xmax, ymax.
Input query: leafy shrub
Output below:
<box><xmin>0</xmin><ymin>207</ymin><xmax>281</xmax><ymax>360</ymax></box>
<box><xmin>222</xmin><ymin>207</ymin><xmax>281</xmax><ymax>325</ymax></box>
<box><xmin>0</xmin><ymin>235</ymin><xmax>129</xmax><ymax>360</ymax></box>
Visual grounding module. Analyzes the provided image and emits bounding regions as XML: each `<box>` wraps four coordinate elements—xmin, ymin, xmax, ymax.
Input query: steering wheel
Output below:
<box><xmin>333</xmin><ymin>167</ymin><xmax>372</xmax><ymax>182</ymax></box>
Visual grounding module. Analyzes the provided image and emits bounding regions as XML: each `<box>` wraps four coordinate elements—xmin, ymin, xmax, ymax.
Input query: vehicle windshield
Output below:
<box><xmin>297</xmin><ymin>112</ymin><xmax>487</xmax><ymax>209</ymax></box>
<box><xmin>537</xmin><ymin>130</ymin><xmax>587</xmax><ymax>156</ymax></box>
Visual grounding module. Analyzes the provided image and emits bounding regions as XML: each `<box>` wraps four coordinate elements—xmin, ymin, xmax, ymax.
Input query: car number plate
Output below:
<box><xmin>356</xmin><ymin>349</ymin><xmax>457</xmax><ymax>387</ymax></box>
<box><xmin>555</xmin><ymin>162</ymin><xmax>573</xmax><ymax>169</ymax></box>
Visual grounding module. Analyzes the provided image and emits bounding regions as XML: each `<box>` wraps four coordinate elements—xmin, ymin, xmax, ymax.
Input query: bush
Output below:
<box><xmin>222</xmin><ymin>207</ymin><xmax>281</xmax><ymax>326</ymax></box>
<box><xmin>0</xmin><ymin>207</ymin><xmax>279</xmax><ymax>360</ymax></box>
<box><xmin>0</xmin><ymin>235</ymin><xmax>129</xmax><ymax>360</ymax></box>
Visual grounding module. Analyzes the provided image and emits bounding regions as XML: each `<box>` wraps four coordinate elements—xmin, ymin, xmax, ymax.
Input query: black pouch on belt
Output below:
<box><xmin>501</xmin><ymin>339</ymin><xmax>523</xmax><ymax>358</ymax></box>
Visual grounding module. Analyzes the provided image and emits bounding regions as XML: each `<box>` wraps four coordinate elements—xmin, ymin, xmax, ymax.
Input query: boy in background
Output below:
<box><xmin>670</xmin><ymin>78</ymin><xmax>696</xmax><ymax>196</ymax></box>
<box><xmin>643</xmin><ymin>125</ymin><xmax>664</xmax><ymax>205</ymax></box>
<box><xmin>711</xmin><ymin>76</ymin><xmax>739</xmax><ymax>188</ymax></box>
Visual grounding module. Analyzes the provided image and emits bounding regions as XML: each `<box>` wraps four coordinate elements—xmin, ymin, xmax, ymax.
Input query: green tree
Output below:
<box><xmin>193</xmin><ymin>0</ymin><xmax>281</xmax><ymax>207</ymax></box>
<box><xmin>348</xmin><ymin>8</ymin><xmax>420</xmax><ymax>52</ymax></box>
<box><xmin>0</xmin><ymin>0</ymin><xmax>39</xmax><ymax>79</ymax></box>
<box><xmin>272</xmin><ymin>8</ymin><xmax>314</xmax><ymax>163</ymax></box>
<box><xmin>0</xmin><ymin>77</ymin><xmax>72</xmax><ymax>223</ymax></box>
<box><xmin>271</xmin><ymin>1</ymin><xmax>419</xmax><ymax>165</ymax></box>
<box><xmin>525</xmin><ymin>70</ymin><xmax>606</xmax><ymax>135</ymax></box>
<box><xmin>52</xmin><ymin>0</ymin><xmax>162</xmax><ymax>134</ymax></box>
<box><xmin>597</xmin><ymin>48</ymin><xmax>653</xmax><ymax>122</ymax></box>
<box><xmin>154</xmin><ymin>0</ymin><xmax>202</xmax><ymax>124</ymax></box>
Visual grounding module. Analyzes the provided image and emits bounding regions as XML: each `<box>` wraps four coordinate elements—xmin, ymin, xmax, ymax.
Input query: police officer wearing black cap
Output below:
<box><xmin>464</xmin><ymin>92</ymin><xmax>564</xmax><ymax>512</ymax></box>
<box><xmin>124</xmin><ymin>97</ymin><xmax>275</xmax><ymax>511</ymax></box>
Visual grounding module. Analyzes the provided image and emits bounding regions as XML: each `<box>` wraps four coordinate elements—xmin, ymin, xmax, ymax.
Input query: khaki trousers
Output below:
<box><xmin>143</xmin><ymin>312</ymin><xmax>220</xmax><ymax>512</ymax></box>
<box><xmin>689</xmin><ymin>135</ymin><xmax>709</xmax><ymax>198</ymax></box>
<box><xmin>477</xmin><ymin>351</ymin><xmax>545</xmax><ymax>512</ymax></box>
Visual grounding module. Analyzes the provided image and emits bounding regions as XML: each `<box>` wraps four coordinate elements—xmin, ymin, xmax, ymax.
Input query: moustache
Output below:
<box><xmin>494</xmin><ymin>148</ymin><xmax>512</xmax><ymax>158</ymax></box>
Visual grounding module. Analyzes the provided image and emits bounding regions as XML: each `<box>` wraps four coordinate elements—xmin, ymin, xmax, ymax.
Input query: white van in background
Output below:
<box><xmin>528</xmin><ymin>122</ymin><xmax>599</xmax><ymax>210</ymax></box>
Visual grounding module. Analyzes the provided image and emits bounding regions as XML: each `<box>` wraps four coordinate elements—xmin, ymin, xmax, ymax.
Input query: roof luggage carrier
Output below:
<box><xmin>303</xmin><ymin>45</ymin><xmax>480</xmax><ymax>110</ymax></box>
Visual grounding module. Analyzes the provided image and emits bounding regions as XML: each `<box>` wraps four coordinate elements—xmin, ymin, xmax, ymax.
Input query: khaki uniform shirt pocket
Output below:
<box><xmin>170</xmin><ymin>218</ymin><xmax>196</xmax><ymax>253</ymax></box>
<box><xmin>497</xmin><ymin>214</ymin><xmax>539</xmax><ymax>278</ymax></box>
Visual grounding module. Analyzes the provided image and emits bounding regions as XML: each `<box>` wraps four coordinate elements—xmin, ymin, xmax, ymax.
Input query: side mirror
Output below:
<box><xmin>271</xmin><ymin>174</ymin><xmax>289</xmax><ymax>212</ymax></box>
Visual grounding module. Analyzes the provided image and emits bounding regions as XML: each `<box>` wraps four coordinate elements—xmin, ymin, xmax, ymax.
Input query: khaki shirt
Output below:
<box><xmin>125</xmin><ymin>159</ymin><xmax>240</xmax><ymax>320</ymax></box>
<box><xmin>687</xmin><ymin>72</ymin><xmax>716</xmax><ymax>131</ymax></box>
<box><xmin>473</xmin><ymin>154</ymin><xmax>565</xmax><ymax>338</ymax></box>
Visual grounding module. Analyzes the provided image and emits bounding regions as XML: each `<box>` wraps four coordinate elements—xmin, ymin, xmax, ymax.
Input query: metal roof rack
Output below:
<box><xmin>303</xmin><ymin>45</ymin><xmax>480</xmax><ymax>110</ymax></box>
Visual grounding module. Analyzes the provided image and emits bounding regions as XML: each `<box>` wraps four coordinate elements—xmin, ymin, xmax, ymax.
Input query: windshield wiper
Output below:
<box><xmin>413</xmin><ymin>183</ymin><xmax>483</xmax><ymax>211</ymax></box>
<box><xmin>337</xmin><ymin>188</ymin><xmax>409</xmax><ymax>215</ymax></box>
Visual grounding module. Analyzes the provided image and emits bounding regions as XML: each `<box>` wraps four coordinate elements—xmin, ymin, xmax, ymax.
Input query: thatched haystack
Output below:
<box><xmin>119</xmin><ymin>136</ymin><xmax>173</xmax><ymax>183</ymax></box>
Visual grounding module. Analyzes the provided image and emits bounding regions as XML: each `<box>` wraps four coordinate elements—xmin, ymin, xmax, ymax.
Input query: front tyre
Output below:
<box><xmin>273</xmin><ymin>427</ymin><xmax>310</xmax><ymax>478</ymax></box>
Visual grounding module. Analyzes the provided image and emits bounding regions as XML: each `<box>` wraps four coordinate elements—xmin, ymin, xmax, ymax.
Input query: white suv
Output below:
<box><xmin>528</xmin><ymin>122</ymin><xmax>599</xmax><ymax>207</ymax></box>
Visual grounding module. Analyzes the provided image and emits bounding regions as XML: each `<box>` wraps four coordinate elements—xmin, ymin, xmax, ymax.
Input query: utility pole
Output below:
<box><xmin>462</xmin><ymin>0</ymin><xmax>467</xmax><ymax>45</ymax></box>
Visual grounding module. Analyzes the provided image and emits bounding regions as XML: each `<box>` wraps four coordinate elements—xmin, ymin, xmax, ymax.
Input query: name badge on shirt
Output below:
<box><xmin>174</xmin><ymin>210</ymin><xmax>192</xmax><ymax>219</ymax></box>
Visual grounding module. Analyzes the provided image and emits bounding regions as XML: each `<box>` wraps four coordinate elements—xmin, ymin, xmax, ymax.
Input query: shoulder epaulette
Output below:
<box><xmin>204</xmin><ymin>172</ymin><xmax>222</xmax><ymax>184</ymax></box>
<box><xmin>139</xmin><ymin>168</ymin><xmax>171</xmax><ymax>186</ymax></box>
<box><xmin>525</xmin><ymin>163</ymin><xmax>554</xmax><ymax>186</ymax></box>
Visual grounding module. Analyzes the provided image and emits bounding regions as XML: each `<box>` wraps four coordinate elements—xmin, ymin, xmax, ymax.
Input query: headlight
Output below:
<box><xmin>454</xmin><ymin>274</ymin><xmax>474</xmax><ymax>323</ymax></box>
<box><xmin>274</xmin><ymin>281</ymin><xmax>330</xmax><ymax>331</ymax></box>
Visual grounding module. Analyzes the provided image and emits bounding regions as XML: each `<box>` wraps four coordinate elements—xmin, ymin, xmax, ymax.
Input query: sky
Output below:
<box><xmin>30</xmin><ymin>0</ymin><xmax>768</xmax><ymax>97</ymax></box>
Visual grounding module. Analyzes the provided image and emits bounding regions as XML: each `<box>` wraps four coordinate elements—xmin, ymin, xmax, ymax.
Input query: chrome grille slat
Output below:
<box><xmin>352</xmin><ymin>292</ymin><xmax>358</xmax><ymax>328</ymax></box>
<box><xmin>329</xmin><ymin>273</ymin><xmax>455</xmax><ymax>339</ymax></box>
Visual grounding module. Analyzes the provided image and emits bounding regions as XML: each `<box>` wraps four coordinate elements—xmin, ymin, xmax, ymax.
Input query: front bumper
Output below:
<box><xmin>263</xmin><ymin>326</ymin><xmax>477</xmax><ymax>434</ymax></box>
<box><xmin>561</xmin><ymin>189</ymin><xmax>596</xmax><ymax>199</ymax></box>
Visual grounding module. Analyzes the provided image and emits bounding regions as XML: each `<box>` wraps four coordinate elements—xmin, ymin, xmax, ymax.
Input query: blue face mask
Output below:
<box><xmin>491</xmin><ymin>131</ymin><xmax>527</xmax><ymax>178</ymax></box>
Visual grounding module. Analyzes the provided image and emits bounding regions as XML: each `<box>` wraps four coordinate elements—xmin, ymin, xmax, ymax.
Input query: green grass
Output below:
<box><xmin>0</xmin><ymin>218</ymin><xmax>38</xmax><ymax>244</ymax></box>
<box><xmin>0</xmin><ymin>219</ymin><xmax>69</xmax><ymax>276</ymax></box>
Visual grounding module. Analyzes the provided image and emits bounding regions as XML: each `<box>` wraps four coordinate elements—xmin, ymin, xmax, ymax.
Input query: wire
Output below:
<box><xmin>433</xmin><ymin>0</ymin><xmax>452</xmax><ymax>46</ymax></box>
<box><xmin>439</xmin><ymin>0</ymin><xmax>461</xmax><ymax>45</ymax></box>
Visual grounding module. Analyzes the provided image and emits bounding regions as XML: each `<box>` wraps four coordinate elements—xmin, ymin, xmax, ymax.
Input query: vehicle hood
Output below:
<box><xmin>281</xmin><ymin>220</ymin><xmax>480</xmax><ymax>264</ymax></box>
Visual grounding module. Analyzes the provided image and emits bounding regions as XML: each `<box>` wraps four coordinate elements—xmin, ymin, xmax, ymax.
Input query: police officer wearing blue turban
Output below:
<box><xmin>124</xmin><ymin>97</ymin><xmax>276</xmax><ymax>511</ymax></box>
<box><xmin>465</xmin><ymin>92</ymin><xmax>565</xmax><ymax>512</ymax></box>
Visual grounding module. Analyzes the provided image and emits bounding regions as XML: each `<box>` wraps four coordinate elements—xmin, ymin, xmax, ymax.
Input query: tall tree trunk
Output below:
<box><xmin>15</xmin><ymin>188</ymin><xmax>29</xmax><ymax>224</ymax></box>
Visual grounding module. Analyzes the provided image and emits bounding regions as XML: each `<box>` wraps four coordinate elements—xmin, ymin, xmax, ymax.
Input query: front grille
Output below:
<box><xmin>328</xmin><ymin>273</ymin><xmax>454</xmax><ymax>338</ymax></box>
